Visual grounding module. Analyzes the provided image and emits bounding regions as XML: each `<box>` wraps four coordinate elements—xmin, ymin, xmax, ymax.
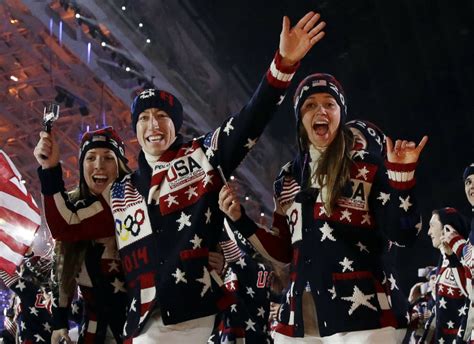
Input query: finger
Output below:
<box><xmin>302</xmin><ymin>12</ymin><xmax>320</xmax><ymax>32</ymax></box>
<box><xmin>394</xmin><ymin>140</ymin><xmax>402</xmax><ymax>153</ymax></box>
<box><xmin>308</xmin><ymin>21</ymin><xmax>326</xmax><ymax>38</ymax></box>
<box><xmin>400</xmin><ymin>140</ymin><xmax>407</xmax><ymax>150</ymax></box>
<box><xmin>405</xmin><ymin>142</ymin><xmax>416</xmax><ymax>149</ymax></box>
<box><xmin>310</xmin><ymin>31</ymin><xmax>326</xmax><ymax>45</ymax></box>
<box><xmin>281</xmin><ymin>16</ymin><xmax>290</xmax><ymax>37</ymax></box>
<box><xmin>228</xmin><ymin>202</ymin><xmax>241</xmax><ymax>214</ymax></box>
<box><xmin>385</xmin><ymin>136</ymin><xmax>393</xmax><ymax>154</ymax></box>
<box><xmin>222</xmin><ymin>194</ymin><xmax>235</xmax><ymax>210</ymax></box>
<box><xmin>295</xmin><ymin>11</ymin><xmax>315</xmax><ymax>30</ymax></box>
<box><xmin>416</xmin><ymin>135</ymin><xmax>429</xmax><ymax>153</ymax></box>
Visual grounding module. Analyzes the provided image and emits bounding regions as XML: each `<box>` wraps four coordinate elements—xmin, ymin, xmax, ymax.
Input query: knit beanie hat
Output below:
<box><xmin>435</xmin><ymin>207</ymin><xmax>470</xmax><ymax>239</ymax></box>
<box><xmin>347</xmin><ymin>119</ymin><xmax>387</xmax><ymax>156</ymax></box>
<box><xmin>293</xmin><ymin>73</ymin><xmax>347</xmax><ymax>123</ymax></box>
<box><xmin>463</xmin><ymin>163</ymin><xmax>474</xmax><ymax>181</ymax></box>
<box><xmin>130</xmin><ymin>89</ymin><xmax>183</xmax><ymax>133</ymax></box>
<box><xmin>79</xmin><ymin>126</ymin><xmax>128</xmax><ymax>172</ymax></box>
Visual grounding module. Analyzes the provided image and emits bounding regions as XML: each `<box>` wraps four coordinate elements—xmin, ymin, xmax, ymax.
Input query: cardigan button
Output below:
<box><xmin>304</xmin><ymin>258</ymin><xmax>312</xmax><ymax>265</ymax></box>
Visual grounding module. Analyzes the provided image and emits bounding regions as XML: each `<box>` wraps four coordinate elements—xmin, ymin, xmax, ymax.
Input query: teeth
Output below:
<box><xmin>148</xmin><ymin>135</ymin><xmax>163</xmax><ymax>142</ymax></box>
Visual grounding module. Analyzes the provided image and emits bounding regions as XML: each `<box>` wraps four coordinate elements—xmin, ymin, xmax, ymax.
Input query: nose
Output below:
<box><xmin>150</xmin><ymin>115</ymin><xmax>160</xmax><ymax>129</ymax></box>
<box><xmin>94</xmin><ymin>157</ymin><xmax>104</xmax><ymax>169</ymax></box>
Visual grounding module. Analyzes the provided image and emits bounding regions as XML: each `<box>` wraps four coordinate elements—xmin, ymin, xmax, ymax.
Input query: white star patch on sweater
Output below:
<box><xmin>190</xmin><ymin>234</ymin><xmax>203</xmax><ymax>249</ymax></box>
<box><xmin>245</xmin><ymin>318</ymin><xmax>257</xmax><ymax>331</ymax></box>
<box><xmin>244</xmin><ymin>138</ymin><xmax>257</xmax><ymax>150</ymax></box>
<box><xmin>16</xmin><ymin>280</ymin><xmax>26</xmax><ymax>291</ymax></box>
<box><xmin>447</xmin><ymin>320</ymin><xmax>454</xmax><ymax>329</ymax></box>
<box><xmin>399</xmin><ymin>195</ymin><xmax>412</xmax><ymax>212</ymax></box>
<box><xmin>356</xmin><ymin>241</ymin><xmax>370</xmax><ymax>253</ymax></box>
<box><xmin>439</xmin><ymin>297</ymin><xmax>447</xmax><ymax>309</ymax></box>
<box><xmin>277</xmin><ymin>95</ymin><xmax>285</xmax><ymax>105</ymax></box>
<box><xmin>20</xmin><ymin>321</ymin><xmax>26</xmax><ymax>330</ymax></box>
<box><xmin>130</xmin><ymin>298</ymin><xmax>137</xmax><ymax>312</ymax></box>
<box><xmin>205</xmin><ymin>147</ymin><xmax>214</xmax><ymax>159</ymax></box>
<box><xmin>339</xmin><ymin>257</ymin><xmax>354</xmax><ymax>272</ymax></box>
<box><xmin>172</xmin><ymin>268</ymin><xmax>188</xmax><ymax>284</ymax></box>
<box><xmin>459</xmin><ymin>305</ymin><xmax>468</xmax><ymax>316</ymax></box>
<box><xmin>415</xmin><ymin>218</ymin><xmax>423</xmax><ymax>235</ymax></box>
<box><xmin>176</xmin><ymin>212</ymin><xmax>192</xmax><ymax>231</ymax></box>
<box><xmin>202</xmin><ymin>173</ymin><xmax>213</xmax><ymax>188</ymax></box>
<box><xmin>43</xmin><ymin>322</ymin><xmax>51</xmax><ymax>333</ymax></box>
<box><xmin>319</xmin><ymin>206</ymin><xmax>328</xmax><ymax>217</ymax></box>
<box><xmin>361</xmin><ymin>213</ymin><xmax>371</xmax><ymax>225</ymax></box>
<box><xmin>29</xmin><ymin>306</ymin><xmax>39</xmax><ymax>316</ymax></box>
<box><xmin>388</xmin><ymin>274</ymin><xmax>399</xmax><ymax>290</ymax></box>
<box><xmin>165</xmin><ymin>194</ymin><xmax>179</xmax><ymax>207</ymax></box>
<box><xmin>341</xmin><ymin>285</ymin><xmax>377</xmax><ymax>315</ymax></box>
<box><xmin>230</xmin><ymin>304</ymin><xmax>238</xmax><ymax>312</ymax></box>
<box><xmin>205</xmin><ymin>207</ymin><xmax>212</xmax><ymax>224</ymax></box>
<box><xmin>183</xmin><ymin>146</ymin><xmax>195</xmax><ymax>155</ymax></box>
<box><xmin>236</xmin><ymin>257</ymin><xmax>247</xmax><ymax>269</ymax></box>
<box><xmin>320</xmin><ymin>222</ymin><xmax>336</xmax><ymax>242</ymax></box>
<box><xmin>108</xmin><ymin>260</ymin><xmax>120</xmax><ymax>272</ymax></box>
<box><xmin>34</xmin><ymin>334</ymin><xmax>46</xmax><ymax>342</ymax></box>
<box><xmin>340</xmin><ymin>209</ymin><xmax>352</xmax><ymax>222</ymax></box>
<box><xmin>352</xmin><ymin>150</ymin><xmax>369</xmax><ymax>160</ymax></box>
<box><xmin>111</xmin><ymin>278</ymin><xmax>126</xmax><ymax>293</ymax></box>
<box><xmin>356</xmin><ymin>166</ymin><xmax>370</xmax><ymax>180</ymax></box>
<box><xmin>223</xmin><ymin>118</ymin><xmax>235</xmax><ymax>136</ymax></box>
<box><xmin>246</xmin><ymin>286</ymin><xmax>255</xmax><ymax>298</ymax></box>
<box><xmin>196</xmin><ymin>267</ymin><xmax>212</xmax><ymax>297</ymax></box>
<box><xmin>439</xmin><ymin>338</ymin><xmax>445</xmax><ymax>344</ymax></box>
<box><xmin>377</xmin><ymin>192</ymin><xmax>390</xmax><ymax>205</ymax></box>
<box><xmin>71</xmin><ymin>302</ymin><xmax>79</xmax><ymax>314</ymax></box>
<box><xmin>185</xmin><ymin>186</ymin><xmax>198</xmax><ymax>200</ymax></box>
<box><xmin>257</xmin><ymin>306</ymin><xmax>265</xmax><ymax>318</ymax></box>
<box><xmin>328</xmin><ymin>286</ymin><xmax>337</xmax><ymax>300</ymax></box>
<box><xmin>447</xmin><ymin>287</ymin><xmax>454</xmax><ymax>295</ymax></box>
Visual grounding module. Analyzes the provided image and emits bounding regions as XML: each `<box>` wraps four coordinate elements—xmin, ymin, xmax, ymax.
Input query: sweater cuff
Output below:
<box><xmin>266</xmin><ymin>50</ymin><xmax>300</xmax><ymax>89</ymax></box>
<box><xmin>447</xmin><ymin>234</ymin><xmax>466</xmax><ymax>257</ymax></box>
<box><xmin>385</xmin><ymin>161</ymin><xmax>417</xmax><ymax>190</ymax></box>
<box><xmin>37</xmin><ymin>164</ymin><xmax>64</xmax><ymax>195</ymax></box>
<box><xmin>228</xmin><ymin>208</ymin><xmax>258</xmax><ymax>239</ymax></box>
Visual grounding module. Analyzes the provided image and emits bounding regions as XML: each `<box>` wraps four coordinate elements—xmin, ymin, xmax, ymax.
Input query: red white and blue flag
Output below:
<box><xmin>0</xmin><ymin>150</ymin><xmax>41</xmax><ymax>274</ymax></box>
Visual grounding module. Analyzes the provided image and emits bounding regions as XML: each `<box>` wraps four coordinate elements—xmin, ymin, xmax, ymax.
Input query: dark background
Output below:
<box><xmin>188</xmin><ymin>0</ymin><xmax>474</xmax><ymax>292</ymax></box>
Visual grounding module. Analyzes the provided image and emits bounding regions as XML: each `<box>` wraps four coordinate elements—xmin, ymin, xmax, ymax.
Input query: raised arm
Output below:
<box><xmin>34</xmin><ymin>130</ymin><xmax>115</xmax><ymax>242</ymax></box>
<box><xmin>205</xmin><ymin>12</ymin><xmax>326</xmax><ymax>177</ymax></box>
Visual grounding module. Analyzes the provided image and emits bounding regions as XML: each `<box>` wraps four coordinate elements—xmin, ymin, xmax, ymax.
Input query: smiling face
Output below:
<box><xmin>300</xmin><ymin>93</ymin><xmax>341</xmax><ymax>149</ymax></box>
<box><xmin>427</xmin><ymin>213</ymin><xmax>443</xmax><ymax>249</ymax></box>
<box><xmin>465</xmin><ymin>174</ymin><xmax>474</xmax><ymax>206</ymax></box>
<box><xmin>136</xmin><ymin>108</ymin><xmax>176</xmax><ymax>157</ymax></box>
<box><xmin>82</xmin><ymin>148</ymin><xmax>118</xmax><ymax>195</ymax></box>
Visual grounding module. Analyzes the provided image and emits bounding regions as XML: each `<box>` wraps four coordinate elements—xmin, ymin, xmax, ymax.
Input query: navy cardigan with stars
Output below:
<box><xmin>229</xmin><ymin>147</ymin><xmax>422</xmax><ymax>337</ymax></box>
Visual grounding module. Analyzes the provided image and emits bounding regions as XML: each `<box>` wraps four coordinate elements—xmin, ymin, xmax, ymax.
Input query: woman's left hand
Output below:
<box><xmin>386</xmin><ymin>135</ymin><xmax>428</xmax><ymax>164</ymax></box>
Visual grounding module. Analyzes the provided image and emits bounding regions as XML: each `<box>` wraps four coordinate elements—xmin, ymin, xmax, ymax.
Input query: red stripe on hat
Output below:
<box><xmin>275</xmin><ymin>322</ymin><xmax>295</xmax><ymax>337</ymax></box>
<box><xmin>140</xmin><ymin>272</ymin><xmax>155</xmax><ymax>289</ymax></box>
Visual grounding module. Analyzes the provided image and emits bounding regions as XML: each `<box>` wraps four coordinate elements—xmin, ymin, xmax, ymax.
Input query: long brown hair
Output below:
<box><xmin>300</xmin><ymin>124</ymin><xmax>354</xmax><ymax>215</ymax></box>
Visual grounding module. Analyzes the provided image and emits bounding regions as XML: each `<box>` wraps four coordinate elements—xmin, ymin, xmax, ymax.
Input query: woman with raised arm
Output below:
<box><xmin>219</xmin><ymin>74</ymin><xmax>428</xmax><ymax>343</ymax></box>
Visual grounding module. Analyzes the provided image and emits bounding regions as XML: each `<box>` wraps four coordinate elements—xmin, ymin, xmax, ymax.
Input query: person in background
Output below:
<box><xmin>423</xmin><ymin>207</ymin><xmax>470</xmax><ymax>343</ymax></box>
<box><xmin>439</xmin><ymin>163</ymin><xmax>474</xmax><ymax>342</ymax></box>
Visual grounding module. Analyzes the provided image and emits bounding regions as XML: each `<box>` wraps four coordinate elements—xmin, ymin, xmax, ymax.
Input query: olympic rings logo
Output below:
<box><xmin>116</xmin><ymin>209</ymin><xmax>145</xmax><ymax>241</ymax></box>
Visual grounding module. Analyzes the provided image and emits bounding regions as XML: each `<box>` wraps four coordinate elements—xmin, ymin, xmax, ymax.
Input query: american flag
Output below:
<box><xmin>0</xmin><ymin>150</ymin><xmax>41</xmax><ymax>275</ymax></box>
<box><xmin>111</xmin><ymin>182</ymin><xmax>143</xmax><ymax>212</ymax></box>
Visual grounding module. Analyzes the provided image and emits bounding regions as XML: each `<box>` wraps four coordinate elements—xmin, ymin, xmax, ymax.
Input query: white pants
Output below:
<box><xmin>132</xmin><ymin>312</ymin><xmax>216</xmax><ymax>343</ymax></box>
<box><xmin>274</xmin><ymin>327</ymin><xmax>407</xmax><ymax>344</ymax></box>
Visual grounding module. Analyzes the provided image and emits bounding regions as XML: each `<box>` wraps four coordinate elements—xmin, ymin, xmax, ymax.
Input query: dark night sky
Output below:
<box><xmin>187</xmin><ymin>0</ymin><xmax>474</xmax><ymax>291</ymax></box>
